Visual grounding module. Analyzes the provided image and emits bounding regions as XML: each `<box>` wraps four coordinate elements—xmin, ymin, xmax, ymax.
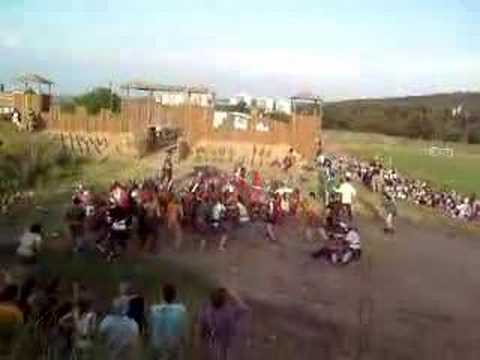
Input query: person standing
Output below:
<box><xmin>16</xmin><ymin>224</ymin><xmax>43</xmax><ymax>264</ymax></box>
<box><xmin>167</xmin><ymin>195</ymin><xmax>184</xmax><ymax>250</ymax></box>
<box><xmin>301</xmin><ymin>192</ymin><xmax>326</xmax><ymax>243</ymax></box>
<box><xmin>161</xmin><ymin>154</ymin><xmax>174</xmax><ymax>185</ymax></box>
<box><xmin>73</xmin><ymin>298</ymin><xmax>98</xmax><ymax>359</ymax></box>
<box><xmin>65</xmin><ymin>198</ymin><xmax>86</xmax><ymax>253</ymax></box>
<box><xmin>117</xmin><ymin>282</ymin><xmax>146</xmax><ymax>334</ymax></box>
<box><xmin>99</xmin><ymin>299</ymin><xmax>140</xmax><ymax>360</ymax></box>
<box><xmin>336</xmin><ymin>173</ymin><xmax>357</xmax><ymax>220</ymax></box>
<box><xmin>211</xmin><ymin>198</ymin><xmax>228</xmax><ymax>251</ymax></box>
<box><xmin>197</xmin><ymin>288</ymin><xmax>249</xmax><ymax>360</ymax></box>
<box><xmin>382</xmin><ymin>191</ymin><xmax>397</xmax><ymax>233</ymax></box>
<box><xmin>148</xmin><ymin>284</ymin><xmax>187</xmax><ymax>360</ymax></box>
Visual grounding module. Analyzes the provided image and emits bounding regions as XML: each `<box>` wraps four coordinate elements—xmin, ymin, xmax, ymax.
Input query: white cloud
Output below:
<box><xmin>24</xmin><ymin>43</ymin><xmax>480</xmax><ymax>99</ymax></box>
<box><xmin>0</xmin><ymin>32</ymin><xmax>20</xmax><ymax>49</ymax></box>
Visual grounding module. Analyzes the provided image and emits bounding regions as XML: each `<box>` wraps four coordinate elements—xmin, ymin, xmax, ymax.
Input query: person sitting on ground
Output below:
<box><xmin>197</xmin><ymin>288</ymin><xmax>249</xmax><ymax>360</ymax></box>
<box><xmin>341</xmin><ymin>226</ymin><xmax>362</xmax><ymax>264</ymax></box>
<box><xmin>148</xmin><ymin>283</ymin><xmax>187</xmax><ymax>360</ymax></box>
<box><xmin>99</xmin><ymin>299</ymin><xmax>140</xmax><ymax>360</ymax></box>
<box><xmin>311</xmin><ymin>232</ymin><xmax>345</xmax><ymax>264</ymax></box>
<box><xmin>16</xmin><ymin>223</ymin><xmax>43</xmax><ymax>264</ymax></box>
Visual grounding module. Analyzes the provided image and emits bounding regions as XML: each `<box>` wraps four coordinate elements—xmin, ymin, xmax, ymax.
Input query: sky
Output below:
<box><xmin>0</xmin><ymin>0</ymin><xmax>479</xmax><ymax>100</ymax></box>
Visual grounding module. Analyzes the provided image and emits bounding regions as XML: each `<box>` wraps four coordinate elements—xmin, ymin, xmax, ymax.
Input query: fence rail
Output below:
<box><xmin>43</xmin><ymin>101</ymin><xmax>321</xmax><ymax>158</ymax></box>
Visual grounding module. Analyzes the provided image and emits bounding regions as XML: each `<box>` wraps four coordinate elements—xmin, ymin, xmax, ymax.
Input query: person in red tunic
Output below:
<box><xmin>252</xmin><ymin>170</ymin><xmax>262</xmax><ymax>189</ymax></box>
<box><xmin>290</xmin><ymin>188</ymin><xmax>301</xmax><ymax>216</ymax></box>
<box><xmin>265</xmin><ymin>193</ymin><xmax>282</xmax><ymax>242</ymax></box>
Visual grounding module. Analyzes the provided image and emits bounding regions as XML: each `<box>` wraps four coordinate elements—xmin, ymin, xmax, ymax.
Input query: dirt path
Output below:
<box><xmin>167</xmin><ymin>212</ymin><xmax>480</xmax><ymax>360</ymax></box>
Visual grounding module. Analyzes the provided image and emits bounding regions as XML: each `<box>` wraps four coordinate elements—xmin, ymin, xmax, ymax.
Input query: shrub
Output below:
<box><xmin>0</xmin><ymin>123</ymin><xmax>81</xmax><ymax>193</ymax></box>
<box><xmin>74</xmin><ymin>87</ymin><xmax>121</xmax><ymax>115</ymax></box>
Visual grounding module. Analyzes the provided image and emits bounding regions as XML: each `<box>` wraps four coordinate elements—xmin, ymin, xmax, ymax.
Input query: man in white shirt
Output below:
<box><xmin>16</xmin><ymin>224</ymin><xmax>43</xmax><ymax>264</ymax></box>
<box><xmin>211</xmin><ymin>200</ymin><xmax>228</xmax><ymax>251</ymax></box>
<box><xmin>336</xmin><ymin>173</ymin><xmax>357</xmax><ymax>220</ymax></box>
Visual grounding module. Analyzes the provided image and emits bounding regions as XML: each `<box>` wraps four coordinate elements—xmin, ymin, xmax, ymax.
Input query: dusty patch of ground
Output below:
<box><xmin>164</xmin><ymin>212</ymin><xmax>480</xmax><ymax>359</ymax></box>
<box><xmin>2</xmin><ymin>153</ymin><xmax>480</xmax><ymax>359</ymax></box>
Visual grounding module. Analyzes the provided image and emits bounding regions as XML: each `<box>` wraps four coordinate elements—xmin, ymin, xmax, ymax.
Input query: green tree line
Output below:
<box><xmin>323</xmin><ymin>92</ymin><xmax>480</xmax><ymax>143</ymax></box>
<box><xmin>60</xmin><ymin>87</ymin><xmax>121</xmax><ymax>115</ymax></box>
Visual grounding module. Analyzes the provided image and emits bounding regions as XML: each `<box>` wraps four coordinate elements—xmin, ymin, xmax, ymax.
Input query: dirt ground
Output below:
<box><xmin>2</xmin><ymin>154</ymin><xmax>480</xmax><ymax>359</ymax></box>
<box><xmin>166</xmin><ymin>210</ymin><xmax>480</xmax><ymax>360</ymax></box>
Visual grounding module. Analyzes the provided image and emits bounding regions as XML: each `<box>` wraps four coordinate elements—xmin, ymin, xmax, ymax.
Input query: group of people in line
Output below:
<box><xmin>0</xmin><ymin>269</ymin><xmax>248</xmax><ymax>360</ymax></box>
<box><xmin>317</xmin><ymin>152</ymin><xmax>480</xmax><ymax>230</ymax></box>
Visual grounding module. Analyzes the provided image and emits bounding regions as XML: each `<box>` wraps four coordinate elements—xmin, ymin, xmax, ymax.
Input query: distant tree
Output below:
<box><xmin>74</xmin><ymin>87</ymin><xmax>121</xmax><ymax>115</ymax></box>
<box><xmin>237</xmin><ymin>100</ymin><xmax>249</xmax><ymax>114</ymax></box>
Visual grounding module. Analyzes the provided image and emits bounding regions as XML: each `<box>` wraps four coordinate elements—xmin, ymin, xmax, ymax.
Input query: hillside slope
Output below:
<box><xmin>324</xmin><ymin>92</ymin><xmax>480</xmax><ymax>142</ymax></box>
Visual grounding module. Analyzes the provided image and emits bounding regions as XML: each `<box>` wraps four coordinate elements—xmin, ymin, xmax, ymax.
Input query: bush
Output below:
<box><xmin>0</xmin><ymin>123</ymin><xmax>81</xmax><ymax>192</ymax></box>
<box><xmin>74</xmin><ymin>87</ymin><xmax>121</xmax><ymax>115</ymax></box>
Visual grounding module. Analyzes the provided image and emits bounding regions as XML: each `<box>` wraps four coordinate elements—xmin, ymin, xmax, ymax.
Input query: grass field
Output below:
<box><xmin>325</xmin><ymin>130</ymin><xmax>480</xmax><ymax>195</ymax></box>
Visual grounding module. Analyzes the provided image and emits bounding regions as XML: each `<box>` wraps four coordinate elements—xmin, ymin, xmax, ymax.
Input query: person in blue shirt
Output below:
<box><xmin>148</xmin><ymin>283</ymin><xmax>187</xmax><ymax>360</ymax></box>
<box><xmin>99</xmin><ymin>299</ymin><xmax>139</xmax><ymax>360</ymax></box>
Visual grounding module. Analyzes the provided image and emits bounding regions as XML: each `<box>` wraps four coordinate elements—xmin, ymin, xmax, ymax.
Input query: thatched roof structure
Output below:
<box><xmin>121</xmin><ymin>80</ymin><xmax>210</xmax><ymax>94</ymax></box>
<box><xmin>16</xmin><ymin>73</ymin><xmax>54</xmax><ymax>86</ymax></box>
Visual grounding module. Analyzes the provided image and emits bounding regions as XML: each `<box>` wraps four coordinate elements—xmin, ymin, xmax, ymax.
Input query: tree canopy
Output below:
<box><xmin>74</xmin><ymin>87</ymin><xmax>121</xmax><ymax>115</ymax></box>
<box><xmin>323</xmin><ymin>93</ymin><xmax>480</xmax><ymax>143</ymax></box>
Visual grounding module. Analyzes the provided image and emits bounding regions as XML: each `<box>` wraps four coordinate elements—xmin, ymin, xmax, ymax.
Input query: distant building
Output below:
<box><xmin>256</xmin><ymin>97</ymin><xmax>275</xmax><ymax>113</ymax></box>
<box><xmin>188</xmin><ymin>87</ymin><xmax>214</xmax><ymax>107</ymax></box>
<box><xmin>274</xmin><ymin>98</ymin><xmax>292</xmax><ymax>115</ymax></box>
<box><xmin>213</xmin><ymin>111</ymin><xmax>228</xmax><ymax>128</ymax></box>
<box><xmin>213</xmin><ymin>111</ymin><xmax>251</xmax><ymax>131</ymax></box>
<box><xmin>231</xmin><ymin>93</ymin><xmax>254</xmax><ymax>107</ymax></box>
<box><xmin>122</xmin><ymin>81</ymin><xmax>214</xmax><ymax>107</ymax></box>
<box><xmin>154</xmin><ymin>86</ymin><xmax>187</xmax><ymax>106</ymax></box>
<box><xmin>231</xmin><ymin>112</ymin><xmax>250</xmax><ymax>130</ymax></box>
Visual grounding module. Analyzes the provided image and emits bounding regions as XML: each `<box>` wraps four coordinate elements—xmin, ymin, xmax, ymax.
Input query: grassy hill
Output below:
<box><xmin>323</xmin><ymin>92</ymin><xmax>480</xmax><ymax>143</ymax></box>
